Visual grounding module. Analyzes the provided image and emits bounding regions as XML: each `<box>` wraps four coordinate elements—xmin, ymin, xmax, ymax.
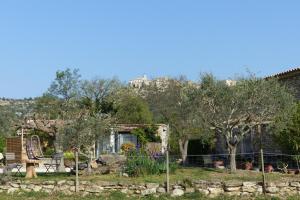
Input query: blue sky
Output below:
<box><xmin>0</xmin><ymin>1</ymin><xmax>300</xmax><ymax>98</ymax></box>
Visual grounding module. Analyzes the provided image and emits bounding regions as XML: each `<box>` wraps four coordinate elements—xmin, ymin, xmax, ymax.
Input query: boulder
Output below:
<box><xmin>157</xmin><ymin>187</ymin><xmax>166</xmax><ymax>193</ymax></box>
<box><xmin>171</xmin><ymin>189</ymin><xmax>184</xmax><ymax>197</ymax></box>
<box><xmin>185</xmin><ymin>187</ymin><xmax>195</xmax><ymax>193</ymax></box>
<box><xmin>141</xmin><ymin>188</ymin><xmax>156</xmax><ymax>196</ymax></box>
<box><xmin>198</xmin><ymin>188</ymin><xmax>209</xmax><ymax>195</ymax></box>
<box><xmin>243</xmin><ymin>182</ymin><xmax>257</xmax><ymax>187</ymax></box>
<box><xmin>266</xmin><ymin>187</ymin><xmax>278</xmax><ymax>193</ymax></box>
<box><xmin>225</xmin><ymin>186</ymin><xmax>240</xmax><ymax>192</ymax></box>
<box><xmin>290</xmin><ymin>182</ymin><xmax>300</xmax><ymax>187</ymax></box>
<box><xmin>146</xmin><ymin>183</ymin><xmax>159</xmax><ymax>189</ymax></box>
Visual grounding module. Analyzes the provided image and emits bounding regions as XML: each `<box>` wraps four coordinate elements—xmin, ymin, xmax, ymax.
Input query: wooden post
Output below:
<box><xmin>25</xmin><ymin>163</ymin><xmax>37</xmax><ymax>178</ymax></box>
<box><xmin>258</xmin><ymin>125</ymin><xmax>266</xmax><ymax>194</ymax></box>
<box><xmin>166</xmin><ymin>125</ymin><xmax>170</xmax><ymax>194</ymax></box>
<box><xmin>75</xmin><ymin>151</ymin><xmax>79</xmax><ymax>192</ymax></box>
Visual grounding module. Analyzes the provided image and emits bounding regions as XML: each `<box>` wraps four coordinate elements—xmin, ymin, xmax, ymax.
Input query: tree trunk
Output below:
<box><xmin>179</xmin><ymin>139</ymin><xmax>189</xmax><ymax>165</ymax></box>
<box><xmin>25</xmin><ymin>163</ymin><xmax>37</xmax><ymax>178</ymax></box>
<box><xmin>228</xmin><ymin>145</ymin><xmax>237</xmax><ymax>173</ymax></box>
<box><xmin>54</xmin><ymin>133</ymin><xmax>65</xmax><ymax>172</ymax></box>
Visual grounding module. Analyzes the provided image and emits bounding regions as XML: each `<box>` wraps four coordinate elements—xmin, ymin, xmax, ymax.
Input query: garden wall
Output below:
<box><xmin>0</xmin><ymin>179</ymin><xmax>300</xmax><ymax>198</ymax></box>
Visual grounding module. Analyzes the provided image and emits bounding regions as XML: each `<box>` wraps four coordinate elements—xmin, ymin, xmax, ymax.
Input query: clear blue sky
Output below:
<box><xmin>0</xmin><ymin>1</ymin><xmax>299</xmax><ymax>98</ymax></box>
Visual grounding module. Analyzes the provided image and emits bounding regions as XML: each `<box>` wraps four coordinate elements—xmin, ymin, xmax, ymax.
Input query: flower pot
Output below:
<box><xmin>265</xmin><ymin>164</ymin><xmax>274</xmax><ymax>173</ymax></box>
<box><xmin>214</xmin><ymin>160</ymin><xmax>224</xmax><ymax>168</ymax></box>
<box><xmin>288</xmin><ymin>169</ymin><xmax>296</xmax><ymax>174</ymax></box>
<box><xmin>244</xmin><ymin>162</ymin><xmax>253</xmax><ymax>170</ymax></box>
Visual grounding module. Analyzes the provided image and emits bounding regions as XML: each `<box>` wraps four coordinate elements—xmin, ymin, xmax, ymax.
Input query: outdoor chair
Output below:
<box><xmin>5</xmin><ymin>153</ymin><xmax>23</xmax><ymax>176</ymax></box>
<box><xmin>44</xmin><ymin>153</ymin><xmax>63</xmax><ymax>173</ymax></box>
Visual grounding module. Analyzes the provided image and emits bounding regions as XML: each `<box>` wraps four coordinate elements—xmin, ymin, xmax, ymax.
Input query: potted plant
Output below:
<box><xmin>265</xmin><ymin>164</ymin><xmax>274</xmax><ymax>173</ymax></box>
<box><xmin>213</xmin><ymin>160</ymin><xmax>224</xmax><ymax>169</ymax></box>
<box><xmin>244</xmin><ymin>161</ymin><xmax>253</xmax><ymax>170</ymax></box>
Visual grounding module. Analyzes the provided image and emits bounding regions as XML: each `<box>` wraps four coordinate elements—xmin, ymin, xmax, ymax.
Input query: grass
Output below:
<box><xmin>0</xmin><ymin>191</ymin><xmax>299</xmax><ymax>200</ymax></box>
<box><xmin>10</xmin><ymin>167</ymin><xmax>300</xmax><ymax>184</ymax></box>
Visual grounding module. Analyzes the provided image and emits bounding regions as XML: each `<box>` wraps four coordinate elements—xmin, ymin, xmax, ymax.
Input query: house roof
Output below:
<box><xmin>265</xmin><ymin>67</ymin><xmax>300</xmax><ymax>79</ymax></box>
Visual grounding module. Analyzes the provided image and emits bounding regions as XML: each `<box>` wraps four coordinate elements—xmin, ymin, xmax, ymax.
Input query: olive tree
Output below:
<box><xmin>144</xmin><ymin>77</ymin><xmax>205</xmax><ymax>164</ymax></box>
<box><xmin>198</xmin><ymin>74</ymin><xmax>295</xmax><ymax>172</ymax></box>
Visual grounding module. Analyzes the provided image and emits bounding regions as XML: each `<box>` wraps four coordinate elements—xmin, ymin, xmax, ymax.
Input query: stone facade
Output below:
<box><xmin>0</xmin><ymin>180</ymin><xmax>299</xmax><ymax>198</ymax></box>
<box><xmin>267</xmin><ymin>67</ymin><xmax>300</xmax><ymax>100</ymax></box>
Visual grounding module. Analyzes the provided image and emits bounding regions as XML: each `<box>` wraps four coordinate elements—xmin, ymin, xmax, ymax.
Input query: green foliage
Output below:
<box><xmin>275</xmin><ymin>102</ymin><xmax>300</xmax><ymax>154</ymax></box>
<box><xmin>131</xmin><ymin>125</ymin><xmax>160</xmax><ymax>147</ymax></box>
<box><xmin>124</xmin><ymin>149</ymin><xmax>177</xmax><ymax>177</ymax></box>
<box><xmin>64</xmin><ymin>151</ymin><xmax>75</xmax><ymax>159</ymax></box>
<box><xmin>114</xmin><ymin>89</ymin><xmax>153</xmax><ymax>124</ymax></box>
<box><xmin>0</xmin><ymin>135</ymin><xmax>5</xmax><ymax>153</ymax></box>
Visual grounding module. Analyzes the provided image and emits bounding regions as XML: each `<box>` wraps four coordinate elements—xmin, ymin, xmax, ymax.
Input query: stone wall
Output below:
<box><xmin>0</xmin><ymin>179</ymin><xmax>299</xmax><ymax>198</ymax></box>
<box><xmin>279</xmin><ymin>72</ymin><xmax>300</xmax><ymax>100</ymax></box>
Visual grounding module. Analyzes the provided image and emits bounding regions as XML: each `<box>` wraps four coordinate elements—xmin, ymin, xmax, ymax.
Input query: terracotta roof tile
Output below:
<box><xmin>265</xmin><ymin>67</ymin><xmax>300</xmax><ymax>79</ymax></box>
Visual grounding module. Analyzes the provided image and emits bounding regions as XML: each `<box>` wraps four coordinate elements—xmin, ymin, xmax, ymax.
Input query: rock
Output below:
<box><xmin>121</xmin><ymin>188</ymin><xmax>128</xmax><ymax>194</ymax></box>
<box><xmin>70</xmin><ymin>186</ymin><xmax>76</xmax><ymax>192</ymax></box>
<box><xmin>43</xmin><ymin>181</ymin><xmax>56</xmax><ymax>185</ymax></box>
<box><xmin>243</xmin><ymin>182</ymin><xmax>257</xmax><ymax>187</ymax></box>
<box><xmin>33</xmin><ymin>185</ymin><xmax>42</xmax><ymax>192</ymax></box>
<box><xmin>266</xmin><ymin>186</ymin><xmax>278</xmax><ymax>193</ymax></box>
<box><xmin>225</xmin><ymin>181</ymin><xmax>243</xmax><ymax>187</ymax></box>
<box><xmin>173</xmin><ymin>185</ymin><xmax>184</xmax><ymax>189</ymax></box>
<box><xmin>122</xmin><ymin>173</ymin><xmax>129</xmax><ymax>177</ymax></box>
<box><xmin>256</xmin><ymin>186</ymin><xmax>263</xmax><ymax>194</ymax></box>
<box><xmin>141</xmin><ymin>188</ymin><xmax>156</xmax><ymax>196</ymax></box>
<box><xmin>290</xmin><ymin>182</ymin><xmax>300</xmax><ymax>187</ymax></box>
<box><xmin>0</xmin><ymin>185</ymin><xmax>9</xmax><ymax>190</ymax></box>
<box><xmin>242</xmin><ymin>186</ymin><xmax>256</xmax><ymax>193</ymax></box>
<box><xmin>43</xmin><ymin>185</ymin><xmax>55</xmax><ymax>190</ymax></box>
<box><xmin>42</xmin><ymin>189</ymin><xmax>52</xmax><ymax>193</ymax></box>
<box><xmin>66</xmin><ymin>181</ymin><xmax>75</xmax><ymax>186</ymax></box>
<box><xmin>20</xmin><ymin>185</ymin><xmax>27</xmax><ymax>189</ymax></box>
<box><xmin>226</xmin><ymin>191</ymin><xmax>241</xmax><ymax>196</ymax></box>
<box><xmin>225</xmin><ymin>186</ymin><xmax>240</xmax><ymax>192</ymax></box>
<box><xmin>9</xmin><ymin>183</ymin><xmax>19</xmax><ymax>188</ymax></box>
<box><xmin>7</xmin><ymin>188</ymin><xmax>18</xmax><ymax>194</ymax></box>
<box><xmin>146</xmin><ymin>183</ymin><xmax>159</xmax><ymax>189</ymax></box>
<box><xmin>86</xmin><ymin>185</ymin><xmax>104</xmax><ymax>193</ymax></box>
<box><xmin>157</xmin><ymin>187</ymin><xmax>166</xmax><ymax>193</ymax></box>
<box><xmin>185</xmin><ymin>187</ymin><xmax>195</xmax><ymax>193</ymax></box>
<box><xmin>276</xmin><ymin>182</ymin><xmax>289</xmax><ymax>187</ymax></box>
<box><xmin>208</xmin><ymin>187</ymin><xmax>223</xmax><ymax>195</ymax></box>
<box><xmin>198</xmin><ymin>188</ymin><xmax>209</xmax><ymax>195</ymax></box>
<box><xmin>57</xmin><ymin>180</ymin><xmax>66</xmax><ymax>185</ymax></box>
<box><xmin>171</xmin><ymin>188</ymin><xmax>184</xmax><ymax>197</ymax></box>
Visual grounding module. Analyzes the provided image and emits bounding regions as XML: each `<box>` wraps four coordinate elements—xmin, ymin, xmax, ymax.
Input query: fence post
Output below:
<box><xmin>258</xmin><ymin>125</ymin><xmax>266</xmax><ymax>194</ymax></box>
<box><xmin>75</xmin><ymin>151</ymin><xmax>79</xmax><ymax>192</ymax></box>
<box><xmin>166</xmin><ymin>124</ymin><xmax>170</xmax><ymax>194</ymax></box>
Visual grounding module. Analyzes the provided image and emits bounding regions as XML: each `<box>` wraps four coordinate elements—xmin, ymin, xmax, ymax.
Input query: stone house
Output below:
<box><xmin>266</xmin><ymin>67</ymin><xmax>300</xmax><ymax>100</ymax></box>
<box><xmin>210</xmin><ymin>68</ymin><xmax>300</xmax><ymax>164</ymax></box>
<box><xmin>95</xmin><ymin>124</ymin><xmax>168</xmax><ymax>157</ymax></box>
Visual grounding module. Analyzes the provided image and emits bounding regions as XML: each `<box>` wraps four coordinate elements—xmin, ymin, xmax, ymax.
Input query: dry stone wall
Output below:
<box><xmin>0</xmin><ymin>180</ymin><xmax>300</xmax><ymax>198</ymax></box>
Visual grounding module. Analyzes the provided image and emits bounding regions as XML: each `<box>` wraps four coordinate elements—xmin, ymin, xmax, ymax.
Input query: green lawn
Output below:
<box><xmin>11</xmin><ymin>167</ymin><xmax>300</xmax><ymax>184</ymax></box>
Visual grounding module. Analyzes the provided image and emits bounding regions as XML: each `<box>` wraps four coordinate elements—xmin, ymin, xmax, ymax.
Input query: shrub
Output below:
<box><xmin>121</xmin><ymin>143</ymin><xmax>136</xmax><ymax>154</ymax></box>
<box><xmin>124</xmin><ymin>149</ymin><xmax>177</xmax><ymax>177</ymax></box>
<box><xmin>64</xmin><ymin>151</ymin><xmax>75</xmax><ymax>160</ymax></box>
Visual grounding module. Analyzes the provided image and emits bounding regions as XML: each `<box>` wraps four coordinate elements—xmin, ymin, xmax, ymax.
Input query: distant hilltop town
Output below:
<box><xmin>129</xmin><ymin>75</ymin><xmax>237</xmax><ymax>89</ymax></box>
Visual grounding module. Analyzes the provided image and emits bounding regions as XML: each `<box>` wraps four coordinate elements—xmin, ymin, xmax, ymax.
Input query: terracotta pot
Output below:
<box><xmin>288</xmin><ymin>169</ymin><xmax>296</xmax><ymax>174</ymax></box>
<box><xmin>244</xmin><ymin>162</ymin><xmax>253</xmax><ymax>170</ymax></box>
<box><xmin>265</xmin><ymin>164</ymin><xmax>274</xmax><ymax>173</ymax></box>
<box><xmin>214</xmin><ymin>160</ymin><xmax>224</xmax><ymax>168</ymax></box>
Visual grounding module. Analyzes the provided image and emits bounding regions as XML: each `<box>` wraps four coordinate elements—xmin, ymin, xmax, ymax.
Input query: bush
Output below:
<box><xmin>124</xmin><ymin>149</ymin><xmax>177</xmax><ymax>177</ymax></box>
<box><xmin>0</xmin><ymin>135</ymin><xmax>5</xmax><ymax>153</ymax></box>
<box><xmin>64</xmin><ymin>151</ymin><xmax>75</xmax><ymax>160</ymax></box>
<box><xmin>121</xmin><ymin>143</ymin><xmax>136</xmax><ymax>154</ymax></box>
